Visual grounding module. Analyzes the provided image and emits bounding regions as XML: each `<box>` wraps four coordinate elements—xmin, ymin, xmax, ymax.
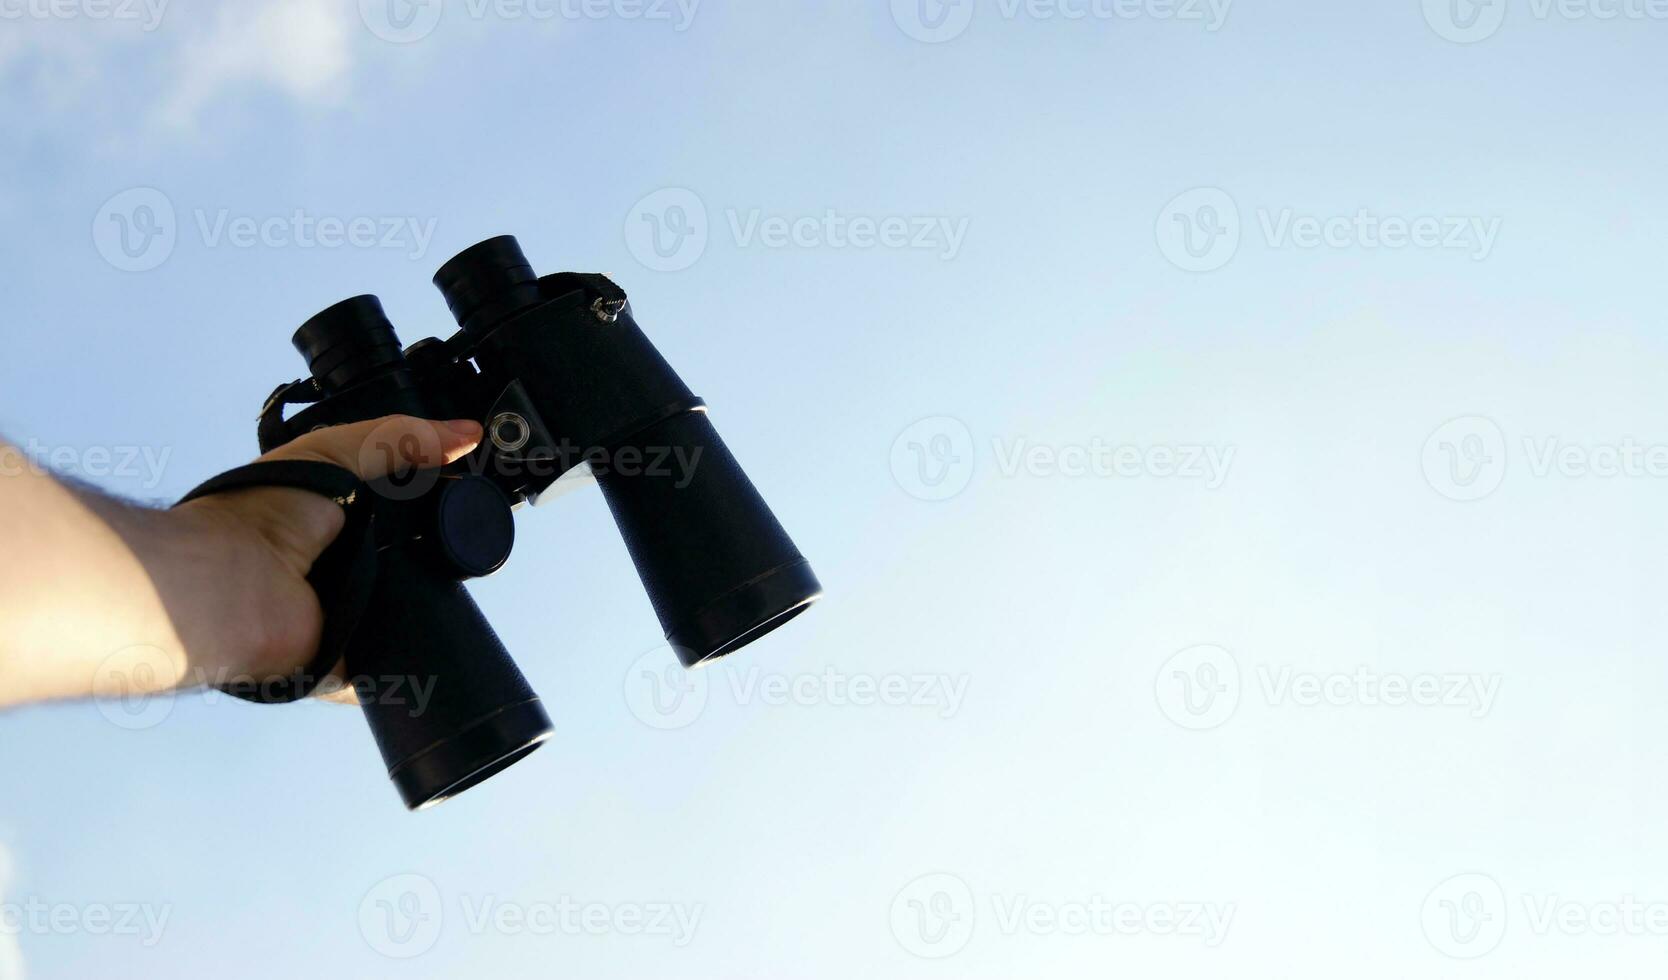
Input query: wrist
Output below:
<box><xmin>162</xmin><ymin>499</ymin><xmax>324</xmax><ymax>688</ymax></box>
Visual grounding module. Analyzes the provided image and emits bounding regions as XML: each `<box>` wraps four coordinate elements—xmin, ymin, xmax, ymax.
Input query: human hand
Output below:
<box><xmin>170</xmin><ymin>415</ymin><xmax>482</xmax><ymax>703</ymax></box>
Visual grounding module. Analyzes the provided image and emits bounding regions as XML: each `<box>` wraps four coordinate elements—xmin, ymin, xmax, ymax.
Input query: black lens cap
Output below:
<box><xmin>431</xmin><ymin>476</ymin><xmax>516</xmax><ymax>578</ymax></box>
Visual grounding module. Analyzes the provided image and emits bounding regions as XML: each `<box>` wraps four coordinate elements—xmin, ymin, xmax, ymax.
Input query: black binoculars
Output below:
<box><xmin>253</xmin><ymin>236</ymin><xmax>821</xmax><ymax>810</ymax></box>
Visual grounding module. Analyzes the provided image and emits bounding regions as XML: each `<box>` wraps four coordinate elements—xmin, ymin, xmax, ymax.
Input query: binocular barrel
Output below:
<box><xmin>290</xmin><ymin>297</ymin><xmax>554</xmax><ymax>811</ymax></box>
<box><xmin>435</xmin><ymin>237</ymin><xmax>823</xmax><ymax>666</ymax></box>
<box><xmin>349</xmin><ymin>544</ymin><xmax>552</xmax><ymax>810</ymax></box>
<box><xmin>597</xmin><ymin>409</ymin><xmax>820</xmax><ymax>665</ymax></box>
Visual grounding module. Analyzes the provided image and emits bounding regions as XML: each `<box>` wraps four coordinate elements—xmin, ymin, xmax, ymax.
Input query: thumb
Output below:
<box><xmin>263</xmin><ymin>415</ymin><xmax>483</xmax><ymax>481</ymax></box>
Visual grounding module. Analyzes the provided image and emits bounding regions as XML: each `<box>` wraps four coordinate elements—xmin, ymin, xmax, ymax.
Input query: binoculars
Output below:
<box><xmin>253</xmin><ymin>236</ymin><xmax>821</xmax><ymax>810</ymax></box>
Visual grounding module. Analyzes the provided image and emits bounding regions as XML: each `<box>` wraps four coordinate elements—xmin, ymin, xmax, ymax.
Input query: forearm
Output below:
<box><xmin>0</xmin><ymin>441</ymin><xmax>272</xmax><ymax>707</ymax></box>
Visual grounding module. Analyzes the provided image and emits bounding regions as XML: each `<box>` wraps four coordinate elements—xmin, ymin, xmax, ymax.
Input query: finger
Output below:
<box><xmin>263</xmin><ymin>415</ymin><xmax>482</xmax><ymax>481</ymax></box>
<box><xmin>313</xmin><ymin>669</ymin><xmax>362</xmax><ymax>707</ymax></box>
<box><xmin>318</xmin><ymin>686</ymin><xmax>360</xmax><ymax>706</ymax></box>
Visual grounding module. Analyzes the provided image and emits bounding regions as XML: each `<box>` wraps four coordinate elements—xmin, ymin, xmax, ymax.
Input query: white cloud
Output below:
<box><xmin>155</xmin><ymin>0</ymin><xmax>355</xmax><ymax>130</ymax></box>
<box><xmin>0</xmin><ymin>0</ymin><xmax>360</xmax><ymax>136</ymax></box>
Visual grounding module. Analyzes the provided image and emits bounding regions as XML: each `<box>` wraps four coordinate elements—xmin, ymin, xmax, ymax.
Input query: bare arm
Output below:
<box><xmin>0</xmin><ymin>416</ymin><xmax>481</xmax><ymax>709</ymax></box>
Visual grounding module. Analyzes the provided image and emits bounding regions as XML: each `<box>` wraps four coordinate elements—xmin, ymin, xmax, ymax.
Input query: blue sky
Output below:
<box><xmin>2</xmin><ymin>0</ymin><xmax>1668</xmax><ymax>976</ymax></box>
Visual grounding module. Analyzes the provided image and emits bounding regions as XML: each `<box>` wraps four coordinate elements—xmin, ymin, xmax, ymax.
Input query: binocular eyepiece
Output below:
<box><xmin>292</xmin><ymin>296</ymin><xmax>404</xmax><ymax>394</ymax></box>
<box><xmin>433</xmin><ymin>235</ymin><xmax>542</xmax><ymax>333</ymax></box>
<box><xmin>264</xmin><ymin>237</ymin><xmax>822</xmax><ymax>809</ymax></box>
